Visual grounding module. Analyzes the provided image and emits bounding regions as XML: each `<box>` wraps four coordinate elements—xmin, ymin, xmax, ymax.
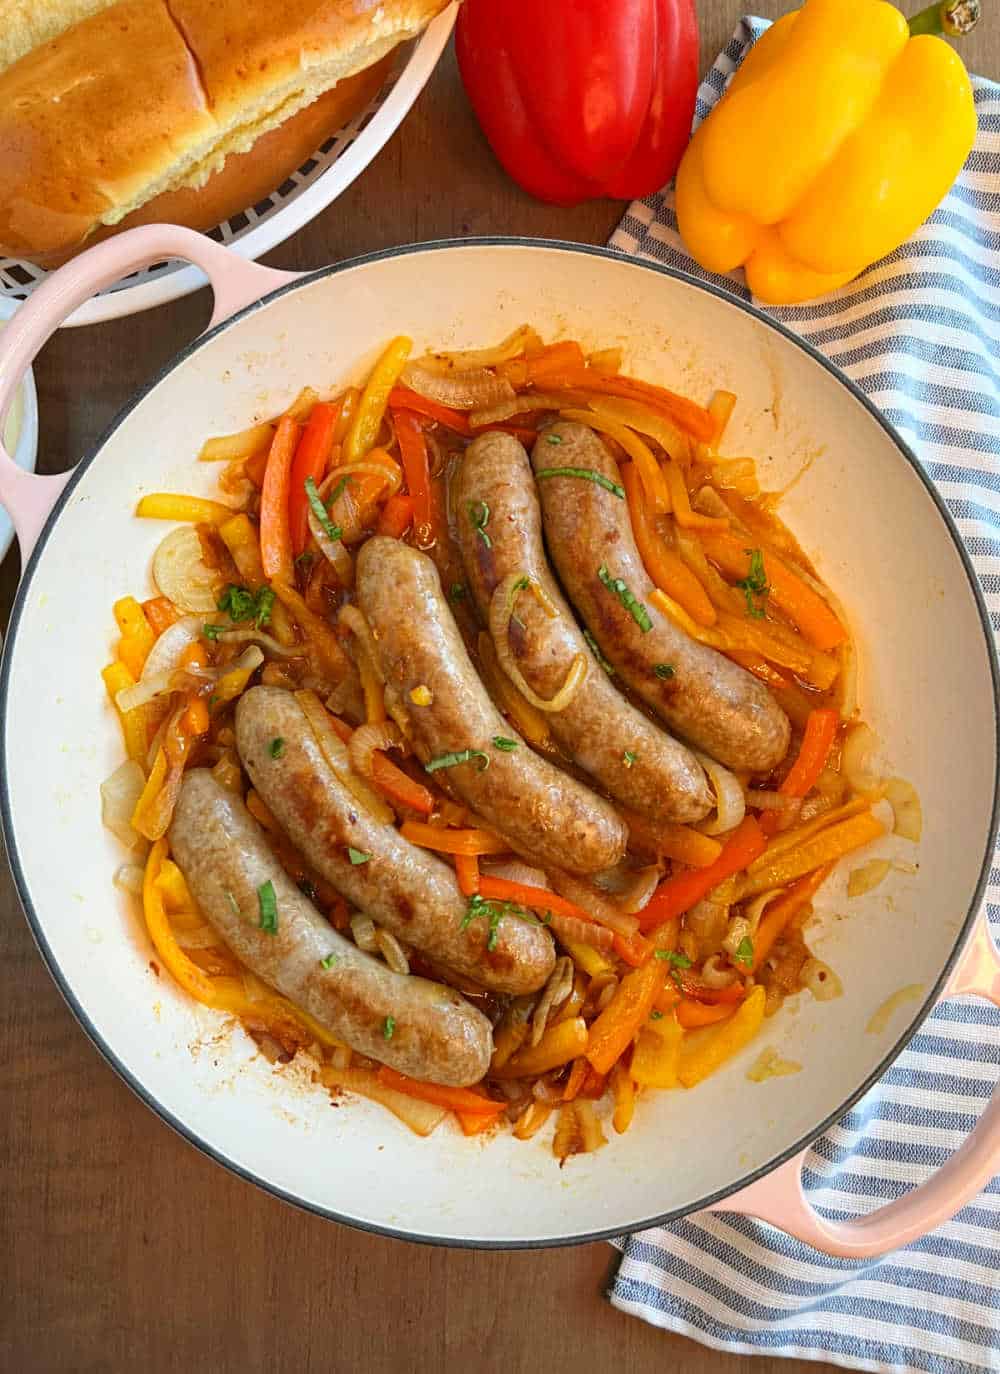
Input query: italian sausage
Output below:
<box><xmin>236</xmin><ymin>686</ymin><xmax>555</xmax><ymax>996</ymax></box>
<box><xmin>531</xmin><ymin>421</ymin><xmax>791</xmax><ymax>773</ymax></box>
<box><xmin>455</xmin><ymin>432</ymin><xmax>713</xmax><ymax>825</ymax></box>
<box><xmin>169</xmin><ymin>771</ymin><xmax>493</xmax><ymax>1087</ymax></box>
<box><xmin>355</xmin><ymin>536</ymin><xmax>628</xmax><ymax>873</ymax></box>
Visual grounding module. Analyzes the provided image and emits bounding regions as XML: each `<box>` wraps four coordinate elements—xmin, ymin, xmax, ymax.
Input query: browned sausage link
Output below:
<box><xmin>531</xmin><ymin>421</ymin><xmax>791</xmax><ymax>773</ymax></box>
<box><xmin>455</xmin><ymin>432</ymin><xmax>713</xmax><ymax>825</ymax></box>
<box><xmin>355</xmin><ymin>536</ymin><xmax>628</xmax><ymax>874</ymax></box>
<box><xmin>169</xmin><ymin>771</ymin><xmax>493</xmax><ymax>1087</ymax></box>
<box><xmin>235</xmin><ymin>686</ymin><xmax>555</xmax><ymax>996</ymax></box>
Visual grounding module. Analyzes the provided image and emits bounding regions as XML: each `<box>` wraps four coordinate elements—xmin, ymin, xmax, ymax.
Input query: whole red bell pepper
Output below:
<box><xmin>456</xmin><ymin>0</ymin><xmax>699</xmax><ymax>207</ymax></box>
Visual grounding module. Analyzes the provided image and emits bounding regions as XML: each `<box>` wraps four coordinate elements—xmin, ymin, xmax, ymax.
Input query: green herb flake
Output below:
<box><xmin>650</xmin><ymin>1011</ymin><xmax>664</xmax><ymax>1021</ymax></box>
<box><xmin>467</xmin><ymin>499</ymin><xmax>492</xmax><ymax>548</ymax></box>
<box><xmin>545</xmin><ymin>433</ymin><xmax>563</xmax><ymax>446</ymax></box>
<box><xmin>304</xmin><ymin>475</ymin><xmax>343</xmax><ymax>544</ymax></box>
<box><xmin>734</xmin><ymin>936</ymin><xmax>754</xmax><ymax>968</ymax></box>
<box><xmin>295</xmin><ymin>551</ymin><xmax>315</xmax><ymax>569</ymax></box>
<box><xmin>347</xmin><ymin>847</ymin><xmax>372</xmax><ymax>866</ymax></box>
<box><xmin>449</xmin><ymin>582</ymin><xmax>467</xmax><ymax>603</ymax></box>
<box><xmin>328</xmin><ymin>474</ymin><xmax>351</xmax><ymax>505</ymax></box>
<box><xmin>535</xmin><ymin>466</ymin><xmax>625</xmax><ymax>499</ymax></box>
<box><xmin>597</xmin><ymin>563</ymin><xmax>652</xmax><ymax>633</ymax></box>
<box><xmin>492</xmin><ymin>736</ymin><xmax>518</xmax><ymax>753</ymax></box>
<box><xmin>202</xmin><ymin>623</ymin><xmax>224</xmax><ymax>641</ymax></box>
<box><xmin>383</xmin><ymin>1016</ymin><xmax>396</xmax><ymax>1040</ymax></box>
<box><xmin>269</xmin><ymin>737</ymin><xmax>285</xmax><ymax>759</ymax></box>
<box><xmin>462</xmin><ymin>892</ymin><xmax>539</xmax><ymax>942</ymax></box>
<box><xmin>655</xmin><ymin>950</ymin><xmax>693</xmax><ymax>968</ymax></box>
<box><xmin>654</xmin><ymin>663</ymin><xmax>676</xmax><ymax>680</ymax></box>
<box><xmin>257</xmin><ymin>880</ymin><xmax>278</xmax><ymax>934</ymax></box>
<box><xmin>425</xmin><ymin>748</ymin><xmax>490</xmax><ymax>774</ymax></box>
<box><xmin>217</xmin><ymin>583</ymin><xmax>274</xmax><ymax>630</ymax></box>
<box><xmin>225</xmin><ymin>889</ymin><xmax>240</xmax><ymax>917</ymax></box>
<box><xmin>736</xmin><ymin>548</ymin><xmax>770</xmax><ymax>620</ymax></box>
<box><xmin>320</xmin><ymin>953</ymin><xmax>338</xmax><ymax>970</ymax></box>
<box><xmin>623</xmin><ymin>750</ymin><xmax>637</xmax><ymax>768</ymax></box>
<box><xmin>583</xmin><ymin>628</ymin><xmax>615</xmax><ymax>676</ymax></box>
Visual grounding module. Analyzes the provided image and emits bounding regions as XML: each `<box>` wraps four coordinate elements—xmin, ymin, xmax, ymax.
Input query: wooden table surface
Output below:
<box><xmin>3</xmin><ymin>8</ymin><xmax>996</xmax><ymax>1372</ymax></box>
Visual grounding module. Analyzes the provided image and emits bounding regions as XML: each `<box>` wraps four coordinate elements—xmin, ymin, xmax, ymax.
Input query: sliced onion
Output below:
<box><xmin>482</xmin><ymin>860</ymin><xmax>548</xmax><ymax>888</ymax></box>
<box><xmin>801</xmin><ymin>958</ymin><xmax>843</xmax><ymax>1002</ymax></box>
<box><xmin>349</xmin><ymin>721</ymin><xmax>405</xmax><ymax>784</ymax></box>
<box><xmin>847</xmin><ymin>858</ymin><xmax>892</xmax><ymax>898</ymax></box>
<box><xmin>350</xmin><ymin>913</ymin><xmax>378</xmax><ymax>953</ymax></box>
<box><xmin>402</xmin><ymin>362</ymin><xmax>514</xmax><ymax>411</ymax></box>
<box><xmin>700</xmin><ymin>953</ymin><xmax>738</xmax><ymax>988</ymax></box>
<box><xmin>338</xmin><ymin>605</ymin><xmax>384</xmax><ymax>684</ymax></box>
<box><xmin>114</xmin><ymin>863</ymin><xmax>146</xmax><ymax>895</ymax></box>
<box><xmin>547</xmin><ymin>870</ymin><xmax>639</xmax><ymax>938</ymax></box>
<box><xmin>307</xmin><ymin>503</ymin><xmax>353</xmax><ymax>585</ymax></box>
<box><xmin>593</xmin><ymin>862</ymin><xmax>661</xmax><ymax>914</ymax></box>
<box><xmin>375</xmin><ymin>928</ymin><xmax>410</xmax><ymax>976</ymax></box>
<box><xmin>114</xmin><ymin>616</ymin><xmax>202</xmax><ymax>712</ymax></box>
<box><xmin>101</xmin><ymin>759</ymin><xmax>148</xmax><ymax>850</ymax></box>
<box><xmin>295</xmin><ymin>689</ymin><xmax>394</xmax><ymax>824</ymax></box>
<box><xmin>489</xmin><ymin>573</ymin><xmax>587</xmax><ymax>713</ymax></box>
<box><xmin>470</xmin><ymin>391</ymin><xmax>583</xmax><ymax>428</ymax></box>
<box><xmin>842</xmin><ymin>723</ymin><xmax>880</xmax><ymax>794</ymax></box>
<box><xmin>153</xmin><ymin>526</ymin><xmax>223</xmax><ymax>613</ymax></box>
<box><xmin>530</xmin><ymin>957</ymin><xmax>574</xmax><ymax>1046</ymax></box>
<box><xmin>686</xmin><ymin>897</ymin><xmax>730</xmax><ymax>952</ymax></box>
<box><xmin>721</xmin><ymin>915</ymin><xmax>751</xmax><ymax>960</ymax></box>
<box><xmin>694</xmin><ymin>751</ymin><xmax>746</xmax><ymax>836</ymax></box>
<box><xmin>512</xmin><ymin>1101</ymin><xmax>554</xmax><ymax>1140</ymax></box>
<box><xmin>552</xmin><ymin>1100</ymin><xmax>606</xmax><ymax>1161</ymax></box>
<box><xmin>884</xmin><ymin>777</ymin><xmax>922</xmax><ymax>842</ymax></box>
<box><xmin>319</xmin><ymin>1064</ymin><xmax>447</xmax><ymax>1136</ymax></box>
<box><xmin>743</xmin><ymin>890</ymin><xmax>783</xmax><ymax>938</ymax></box>
<box><xmin>415</xmin><ymin>326</ymin><xmax>539</xmax><ymax>373</ymax></box>
<box><xmin>745</xmin><ymin>789</ymin><xmax>799</xmax><ymax>812</ymax></box>
<box><xmin>548</xmin><ymin>911</ymin><xmax>614</xmax><ymax>952</ymax></box>
<box><xmin>214</xmin><ymin>628</ymin><xmax>299</xmax><ymax>657</ymax></box>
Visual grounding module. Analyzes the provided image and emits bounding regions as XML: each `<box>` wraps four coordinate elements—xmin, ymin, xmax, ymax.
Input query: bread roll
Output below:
<box><xmin>0</xmin><ymin>0</ymin><xmax>449</xmax><ymax>262</ymax></box>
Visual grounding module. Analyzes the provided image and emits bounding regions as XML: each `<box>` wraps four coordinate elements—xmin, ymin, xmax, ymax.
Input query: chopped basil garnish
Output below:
<box><xmin>347</xmin><ymin>847</ymin><xmax>371</xmax><ymax>865</ymax></box>
<box><xmin>734</xmin><ymin>936</ymin><xmax>754</xmax><ymax>967</ymax></box>
<box><xmin>320</xmin><ymin>953</ymin><xmax>338</xmax><ymax>969</ymax></box>
<box><xmin>535</xmin><ymin>466</ymin><xmax>625</xmax><ymax>499</ymax></box>
<box><xmin>269</xmin><ymin>737</ymin><xmax>285</xmax><ymax>759</ymax></box>
<box><xmin>383</xmin><ymin>1016</ymin><xmax>396</xmax><ymax>1040</ymax></box>
<box><xmin>425</xmin><ymin>748</ymin><xmax>490</xmax><ymax>774</ymax></box>
<box><xmin>623</xmin><ymin>750</ymin><xmax>637</xmax><ymax>768</ymax></box>
<box><xmin>467</xmin><ymin>499</ymin><xmax>492</xmax><ymax>548</ymax></box>
<box><xmin>654</xmin><ymin>663</ymin><xmax>676</xmax><ymax>680</ymax></box>
<box><xmin>218</xmin><ymin>583</ymin><xmax>274</xmax><ymax>629</ymax></box>
<box><xmin>597</xmin><ymin>564</ymin><xmax>652</xmax><ymax>633</ymax></box>
<box><xmin>304</xmin><ymin>476</ymin><xmax>343</xmax><ymax>544</ymax></box>
<box><xmin>583</xmin><ymin>628</ymin><xmax>615</xmax><ymax>676</ymax></box>
<box><xmin>545</xmin><ymin>433</ymin><xmax>563</xmax><ymax>446</ymax></box>
<box><xmin>736</xmin><ymin>548</ymin><xmax>769</xmax><ymax>619</ymax></box>
<box><xmin>449</xmin><ymin>582</ymin><xmax>467</xmax><ymax>603</ymax></box>
<box><xmin>202</xmin><ymin>623</ymin><xmax>224</xmax><ymax>641</ymax></box>
<box><xmin>328</xmin><ymin>474</ymin><xmax>351</xmax><ymax>505</ymax></box>
<box><xmin>655</xmin><ymin>950</ymin><xmax>693</xmax><ymax>967</ymax></box>
<box><xmin>462</xmin><ymin>892</ymin><xmax>540</xmax><ymax>946</ymax></box>
<box><xmin>257</xmin><ymin>880</ymin><xmax>278</xmax><ymax>934</ymax></box>
<box><xmin>492</xmin><ymin>736</ymin><xmax>518</xmax><ymax>752</ymax></box>
<box><xmin>225</xmin><ymin>889</ymin><xmax>240</xmax><ymax>917</ymax></box>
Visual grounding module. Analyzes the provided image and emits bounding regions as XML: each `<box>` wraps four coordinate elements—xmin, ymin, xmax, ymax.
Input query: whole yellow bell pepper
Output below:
<box><xmin>676</xmin><ymin>0</ymin><xmax>978</xmax><ymax>304</ymax></box>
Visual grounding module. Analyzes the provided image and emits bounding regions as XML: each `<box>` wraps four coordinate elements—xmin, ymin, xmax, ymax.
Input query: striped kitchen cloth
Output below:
<box><xmin>607</xmin><ymin>18</ymin><xmax>1000</xmax><ymax>1374</ymax></box>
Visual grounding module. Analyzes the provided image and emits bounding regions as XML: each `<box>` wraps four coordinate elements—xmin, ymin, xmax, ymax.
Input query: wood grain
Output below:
<box><xmin>2</xmin><ymin>9</ymin><xmax>996</xmax><ymax>1371</ymax></box>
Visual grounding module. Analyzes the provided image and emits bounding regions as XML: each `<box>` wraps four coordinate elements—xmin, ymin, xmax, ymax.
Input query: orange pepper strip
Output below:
<box><xmin>142</xmin><ymin>597</ymin><xmax>181</xmax><ymax>636</ymax></box>
<box><xmin>725</xmin><ymin>649</ymin><xmax>791</xmax><ymax>690</ymax></box>
<box><xmin>499</xmin><ymin>341</ymin><xmax>586</xmax><ymax>388</ymax></box>
<box><xmin>326</xmin><ymin>715</ymin><xmax>435</xmax><ymax>817</ymax></box>
<box><xmin>399</xmin><ymin>822</ymin><xmax>509</xmax><ymax>856</ymax></box>
<box><xmin>760</xmin><ymin>708</ymin><xmax>840</xmax><ymax>836</ymax></box>
<box><xmin>700</xmin><ymin>530</ymin><xmax>847</xmax><ymax>652</ymax></box>
<box><xmin>538</xmin><ymin>368</ymin><xmax>716</xmax><ymax>442</ymax></box>
<box><xmin>638</xmin><ymin>816</ymin><xmax>767</xmax><ymax>932</ymax></box>
<box><xmin>454</xmin><ymin>853</ymin><xmax>480</xmax><ymax>897</ymax></box>
<box><xmin>259</xmin><ymin>416</ymin><xmax>300</xmax><ymax>582</ymax></box>
<box><xmin>181</xmin><ymin>697</ymin><xmax>210</xmax><ymax>737</ymax></box>
<box><xmin>621</xmin><ymin>463</ymin><xmax>717</xmax><ymax>627</ymax></box>
<box><xmin>288</xmin><ymin>401</ymin><xmax>339</xmax><ymax>556</ymax></box>
<box><xmin>562</xmin><ymin>1056</ymin><xmax>590</xmax><ymax>1102</ymax></box>
<box><xmin>676</xmin><ymin>1000</ymin><xmax>739</xmax><ymax>1029</ymax></box>
<box><xmin>657</xmin><ymin>823</ymin><xmax>723</xmax><ymax>869</ymax></box>
<box><xmin>586</xmin><ymin>959</ymin><xmax>665</xmax><ymax>1076</ymax></box>
<box><xmin>476</xmin><ymin>877</ymin><xmax>599</xmax><ymax>927</ymax></box>
<box><xmin>613</xmin><ymin>930</ymin><xmax>654</xmax><ymax>966</ymax></box>
<box><xmin>376</xmin><ymin>493</ymin><xmax>415</xmax><ymax>539</ymax></box>
<box><xmin>456</xmin><ymin>1108</ymin><xmax>498</xmax><ymax>1136</ymax></box>
<box><xmin>751</xmin><ymin>864</ymin><xmax>834</xmax><ymax>972</ymax></box>
<box><xmin>388</xmin><ymin>387</ymin><xmax>472</xmax><ymax>435</ymax></box>
<box><xmin>376</xmin><ymin>1067</ymin><xmax>504</xmax><ymax>1116</ymax></box>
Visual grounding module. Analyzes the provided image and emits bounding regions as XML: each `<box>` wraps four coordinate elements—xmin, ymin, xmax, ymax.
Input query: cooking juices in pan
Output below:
<box><xmin>100</xmin><ymin>328</ymin><xmax>917</xmax><ymax>1160</ymax></box>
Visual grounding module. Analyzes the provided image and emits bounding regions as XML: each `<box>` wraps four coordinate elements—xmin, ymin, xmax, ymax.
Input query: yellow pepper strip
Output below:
<box><xmin>664</xmin><ymin>462</ymin><xmax>728</xmax><ymax>531</ymax></box>
<box><xmin>586</xmin><ymin>960</ymin><xmax>665</xmax><ymax>1076</ymax></box>
<box><xmin>113</xmin><ymin>597</ymin><xmax>155</xmax><ymax>677</ymax></box>
<box><xmin>477</xmin><ymin>632</ymin><xmax>553</xmax><ymax>752</ymax></box>
<box><xmin>131</xmin><ymin>746</ymin><xmax>169</xmax><ymax>839</ymax></box>
<box><xmin>102</xmin><ymin>662</ymin><xmax>148</xmax><ymax>764</ymax></box>
<box><xmin>198</xmin><ymin>422</ymin><xmax>275</xmax><ymax>463</ymax></box>
<box><xmin>512</xmin><ymin>1102</ymin><xmax>554</xmax><ymax>1141</ymax></box>
<box><xmin>738</xmin><ymin>810</ymin><xmax>885</xmax><ymax>900</ymax></box>
<box><xmin>748</xmin><ymin>796</ymin><xmax>873</xmax><ymax>872</ymax></box>
<box><xmin>610</xmin><ymin>1061</ymin><xmax>637</xmax><ymax>1133</ymax></box>
<box><xmin>678</xmin><ymin>985</ymin><xmax>766</xmax><ymax>1088</ymax></box>
<box><xmin>492</xmin><ymin>1017</ymin><xmax>588</xmax><ymax>1079</ymax></box>
<box><xmin>135</xmin><ymin>493</ymin><xmax>234</xmax><ymax>524</ymax></box>
<box><xmin>676</xmin><ymin>0</ymin><xmax>976</xmax><ymax>304</ymax></box>
<box><xmin>212</xmin><ymin>661</ymin><xmax>259</xmax><ymax>710</ymax></box>
<box><xmin>344</xmin><ymin>336</ymin><xmax>412</xmax><ymax>462</ymax></box>
<box><xmin>154</xmin><ymin>858</ymin><xmax>194</xmax><ymax>913</ymax></box>
<box><xmin>650</xmin><ymin>587</ymin><xmax>729</xmax><ymax>650</ymax></box>
<box><xmin>217</xmin><ymin>513</ymin><xmax>266</xmax><ymax>588</ymax></box>
<box><xmin>703</xmin><ymin>391</ymin><xmax>737</xmax><ymax>456</ymax></box>
<box><xmin>631</xmin><ymin>1012</ymin><xmax>684</xmax><ymax>1089</ymax></box>
<box><xmin>559</xmin><ymin>407</ymin><xmax>671</xmax><ymax>514</ymax></box>
<box><xmin>580</xmin><ymin>395</ymin><xmax>692</xmax><ymax>465</ymax></box>
<box><xmin>143</xmin><ymin>840</ymin><xmax>220</xmax><ymax>1005</ymax></box>
<box><xmin>560</xmin><ymin>938</ymin><xmax>615</xmax><ymax>979</ymax></box>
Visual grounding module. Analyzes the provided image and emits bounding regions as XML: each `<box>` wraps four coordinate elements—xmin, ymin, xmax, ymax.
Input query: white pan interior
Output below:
<box><xmin>3</xmin><ymin>243</ymin><xmax>996</xmax><ymax>1245</ymax></box>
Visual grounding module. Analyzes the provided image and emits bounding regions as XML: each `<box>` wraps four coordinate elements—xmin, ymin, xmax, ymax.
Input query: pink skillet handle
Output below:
<box><xmin>0</xmin><ymin>224</ymin><xmax>300</xmax><ymax>565</ymax></box>
<box><xmin>702</xmin><ymin>912</ymin><xmax>1000</xmax><ymax>1258</ymax></box>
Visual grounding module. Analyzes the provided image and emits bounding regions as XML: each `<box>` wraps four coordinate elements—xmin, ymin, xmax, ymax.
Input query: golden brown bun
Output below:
<box><xmin>0</xmin><ymin>0</ymin><xmax>449</xmax><ymax>262</ymax></box>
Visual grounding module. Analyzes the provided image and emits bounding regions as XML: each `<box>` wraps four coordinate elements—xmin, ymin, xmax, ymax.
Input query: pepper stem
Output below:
<box><xmin>908</xmin><ymin>0</ymin><xmax>981</xmax><ymax>36</ymax></box>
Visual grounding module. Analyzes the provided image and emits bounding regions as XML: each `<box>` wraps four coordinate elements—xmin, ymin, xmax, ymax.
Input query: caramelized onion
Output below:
<box><xmin>295</xmin><ymin>689</ymin><xmax>394</xmax><ymax>824</ymax></box>
<box><xmin>349</xmin><ymin>721</ymin><xmax>406</xmax><ymax>785</ymax></box>
<box><xmin>489</xmin><ymin>573</ymin><xmax>587</xmax><ymax>713</ymax></box>
<box><xmin>695</xmin><ymin>751</ymin><xmax>746</xmax><ymax>836</ymax></box>
<box><xmin>402</xmin><ymin>362</ymin><xmax>514</xmax><ymax>411</ymax></box>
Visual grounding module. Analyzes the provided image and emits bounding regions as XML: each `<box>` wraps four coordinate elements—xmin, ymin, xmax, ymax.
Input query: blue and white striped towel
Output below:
<box><xmin>607</xmin><ymin>19</ymin><xmax>1000</xmax><ymax>1374</ymax></box>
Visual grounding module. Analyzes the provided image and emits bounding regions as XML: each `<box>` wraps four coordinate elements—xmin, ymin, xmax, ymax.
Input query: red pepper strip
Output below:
<box><xmin>637</xmin><ymin>816</ymin><xmax>767</xmax><ymax>931</ymax></box>
<box><xmin>259</xmin><ymin>416</ymin><xmax>300</xmax><ymax>582</ymax></box>
<box><xmin>288</xmin><ymin>401</ymin><xmax>339</xmax><ymax>556</ymax></box>
<box><xmin>613</xmin><ymin>929</ymin><xmax>654</xmax><ymax>966</ymax></box>
<box><xmin>394</xmin><ymin>409</ymin><xmax>436</xmax><ymax>543</ymax></box>
<box><xmin>389</xmin><ymin>387</ymin><xmax>472</xmax><ymax>435</ymax></box>
<box><xmin>476</xmin><ymin>877</ymin><xmax>599</xmax><ymax>927</ymax></box>
<box><xmin>760</xmin><ymin>708</ymin><xmax>840</xmax><ymax>836</ymax></box>
<box><xmin>376</xmin><ymin>493</ymin><xmax>415</xmax><ymax>539</ymax></box>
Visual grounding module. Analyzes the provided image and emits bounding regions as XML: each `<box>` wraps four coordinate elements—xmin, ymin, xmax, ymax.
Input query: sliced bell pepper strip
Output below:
<box><xmin>638</xmin><ymin>815</ymin><xmax>767</xmax><ymax>931</ymax></box>
<box><xmin>585</xmin><ymin>959</ymin><xmax>665</xmax><ymax>1076</ymax></box>
<box><xmin>376</xmin><ymin>1067</ymin><xmax>505</xmax><ymax>1116</ymax></box>
<box><xmin>288</xmin><ymin>401</ymin><xmax>339</xmax><ymax>556</ymax></box>
<box><xmin>399</xmin><ymin>823</ymin><xmax>508</xmax><ymax>856</ymax></box>
<box><xmin>492</xmin><ymin>1017</ymin><xmax>589</xmax><ymax>1078</ymax></box>
<box><xmin>376</xmin><ymin>493</ymin><xmax>415</xmax><ymax>539</ymax></box>
<box><xmin>270</xmin><ymin>579</ymin><xmax>350</xmax><ymax>679</ymax></box>
<box><xmin>562</xmin><ymin>1056</ymin><xmax>590</xmax><ymax>1102</ymax></box>
<box><xmin>678</xmin><ymin>985</ymin><xmax>765</xmax><ymax>1088</ymax></box>
<box><xmin>101</xmin><ymin>662</ymin><xmax>148</xmax><ymax>764</ymax></box>
<box><xmin>657</xmin><ymin>822</ymin><xmax>723</xmax><ymax>869</ymax></box>
<box><xmin>389</xmin><ymin>386</ymin><xmax>472</xmax><ymax>435</ymax></box>
<box><xmin>325</xmin><ymin>714</ymin><xmax>436</xmax><ymax>817</ymax></box>
<box><xmin>610</xmin><ymin>1060</ymin><xmax>636</xmax><ymax>1133</ymax></box>
<box><xmin>725</xmin><ymin>649</ymin><xmax>791</xmax><ymax>690</ymax></box>
<box><xmin>631</xmin><ymin>1011</ymin><xmax>684</xmax><ymax>1087</ymax></box>
<box><xmin>476</xmin><ymin>877</ymin><xmax>594</xmax><ymax>925</ymax></box>
<box><xmin>760</xmin><ymin>707</ymin><xmax>840</xmax><ymax>835</ymax></box>
<box><xmin>454</xmin><ymin>853</ymin><xmax>481</xmax><ymax>897</ymax></box>
<box><xmin>620</xmin><ymin>462</ymin><xmax>717</xmax><ymax>625</ymax></box>
<box><xmin>135</xmin><ymin>494</ymin><xmax>233</xmax><ymax>525</ymax></box>
<box><xmin>613</xmin><ymin>929</ymin><xmax>654</xmax><ymax>966</ymax></box>
<box><xmin>142</xmin><ymin>596</ymin><xmax>181</xmax><ymax>637</ymax></box>
<box><xmin>394</xmin><ymin>409</ymin><xmax>435</xmax><ymax>542</ymax></box>
<box><xmin>538</xmin><ymin>367</ymin><xmax>716</xmax><ymax>442</ymax></box>
<box><xmin>676</xmin><ymin>998</ymin><xmax>740</xmax><ymax>1029</ymax></box>
<box><xmin>751</xmin><ymin>863</ymin><xmax>834</xmax><ymax>972</ymax></box>
<box><xmin>663</xmin><ymin>460</ymin><xmax>729</xmax><ymax>531</ymax></box>
<box><xmin>739</xmin><ymin>811</ymin><xmax>884</xmax><ymax>900</ymax></box>
<box><xmin>345</xmin><ymin>336</ymin><xmax>412</xmax><ymax>461</ymax></box>
<box><xmin>259</xmin><ymin>416</ymin><xmax>301</xmax><ymax>583</ymax></box>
